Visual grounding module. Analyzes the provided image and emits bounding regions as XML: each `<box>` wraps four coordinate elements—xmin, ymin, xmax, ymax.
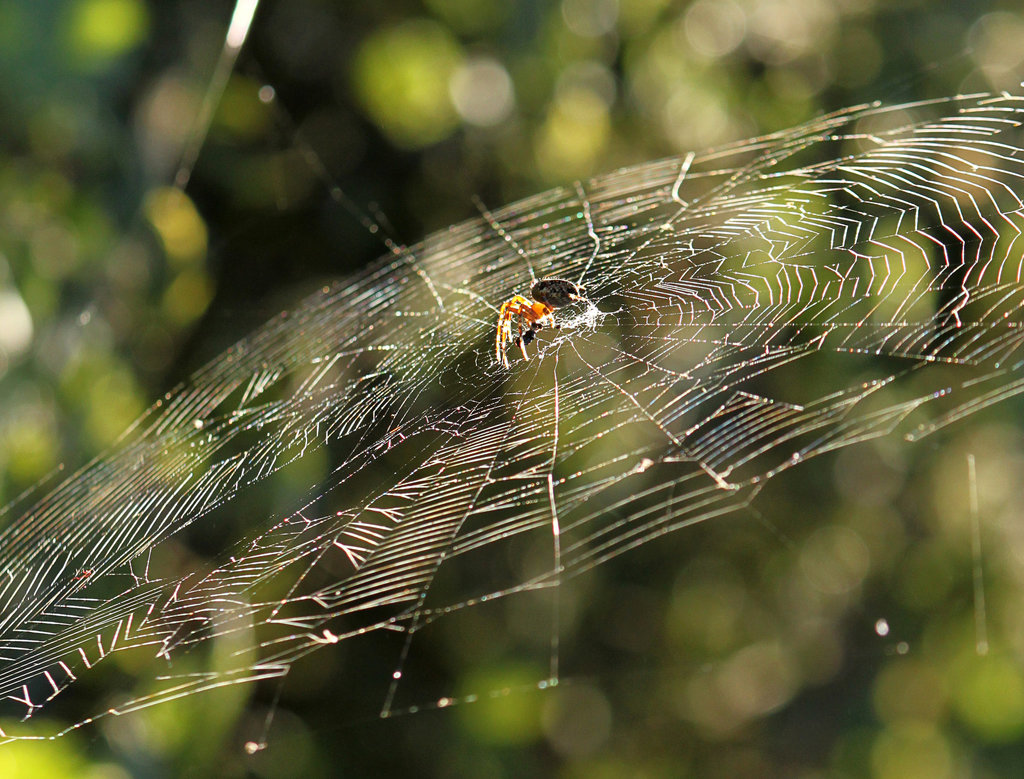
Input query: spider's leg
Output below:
<box><xmin>503</xmin><ymin>315</ymin><xmax>514</xmax><ymax>368</ymax></box>
<box><xmin>495</xmin><ymin>307</ymin><xmax>504</xmax><ymax>365</ymax></box>
<box><xmin>496</xmin><ymin>296</ymin><xmax>536</xmax><ymax>367</ymax></box>
<box><xmin>496</xmin><ymin>303</ymin><xmax>513</xmax><ymax>367</ymax></box>
<box><xmin>517</xmin><ymin>314</ymin><xmax>530</xmax><ymax>359</ymax></box>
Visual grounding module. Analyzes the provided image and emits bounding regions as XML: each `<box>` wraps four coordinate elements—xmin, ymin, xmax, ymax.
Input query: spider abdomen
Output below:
<box><xmin>531</xmin><ymin>278</ymin><xmax>584</xmax><ymax>308</ymax></box>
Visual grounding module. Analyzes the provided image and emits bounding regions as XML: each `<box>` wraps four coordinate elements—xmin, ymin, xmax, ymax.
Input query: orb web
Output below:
<box><xmin>3</xmin><ymin>89</ymin><xmax>1024</xmax><ymax>743</ymax></box>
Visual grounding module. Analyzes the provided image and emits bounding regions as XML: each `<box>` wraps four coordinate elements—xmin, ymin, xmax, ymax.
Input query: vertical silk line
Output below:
<box><xmin>967</xmin><ymin>453</ymin><xmax>989</xmax><ymax>656</ymax></box>
<box><xmin>548</xmin><ymin>354</ymin><xmax>562</xmax><ymax>682</ymax></box>
<box><xmin>175</xmin><ymin>0</ymin><xmax>262</xmax><ymax>189</ymax></box>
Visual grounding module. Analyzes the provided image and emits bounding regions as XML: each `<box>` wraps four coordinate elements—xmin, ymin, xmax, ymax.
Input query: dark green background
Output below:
<box><xmin>2</xmin><ymin>0</ymin><xmax>1023</xmax><ymax>776</ymax></box>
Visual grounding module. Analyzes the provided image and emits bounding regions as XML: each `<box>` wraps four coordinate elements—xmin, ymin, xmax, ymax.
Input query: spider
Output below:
<box><xmin>495</xmin><ymin>277</ymin><xmax>585</xmax><ymax>367</ymax></box>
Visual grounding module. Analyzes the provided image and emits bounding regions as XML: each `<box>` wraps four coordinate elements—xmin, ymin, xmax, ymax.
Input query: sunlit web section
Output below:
<box><xmin>3</xmin><ymin>91</ymin><xmax>1024</xmax><ymax>742</ymax></box>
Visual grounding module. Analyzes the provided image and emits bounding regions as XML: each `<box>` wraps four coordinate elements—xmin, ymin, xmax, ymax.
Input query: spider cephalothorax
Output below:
<box><xmin>495</xmin><ymin>278</ymin><xmax>585</xmax><ymax>368</ymax></box>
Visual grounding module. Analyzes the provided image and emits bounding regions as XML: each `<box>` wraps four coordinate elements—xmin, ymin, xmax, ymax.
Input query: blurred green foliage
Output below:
<box><xmin>64</xmin><ymin>0</ymin><xmax>149</xmax><ymax>66</ymax></box>
<box><xmin>353</xmin><ymin>20</ymin><xmax>464</xmax><ymax>148</ymax></box>
<box><xmin>2</xmin><ymin>0</ymin><xmax>1024</xmax><ymax>777</ymax></box>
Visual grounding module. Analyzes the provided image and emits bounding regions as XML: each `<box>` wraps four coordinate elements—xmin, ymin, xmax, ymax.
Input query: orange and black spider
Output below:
<box><xmin>495</xmin><ymin>278</ymin><xmax>585</xmax><ymax>368</ymax></box>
